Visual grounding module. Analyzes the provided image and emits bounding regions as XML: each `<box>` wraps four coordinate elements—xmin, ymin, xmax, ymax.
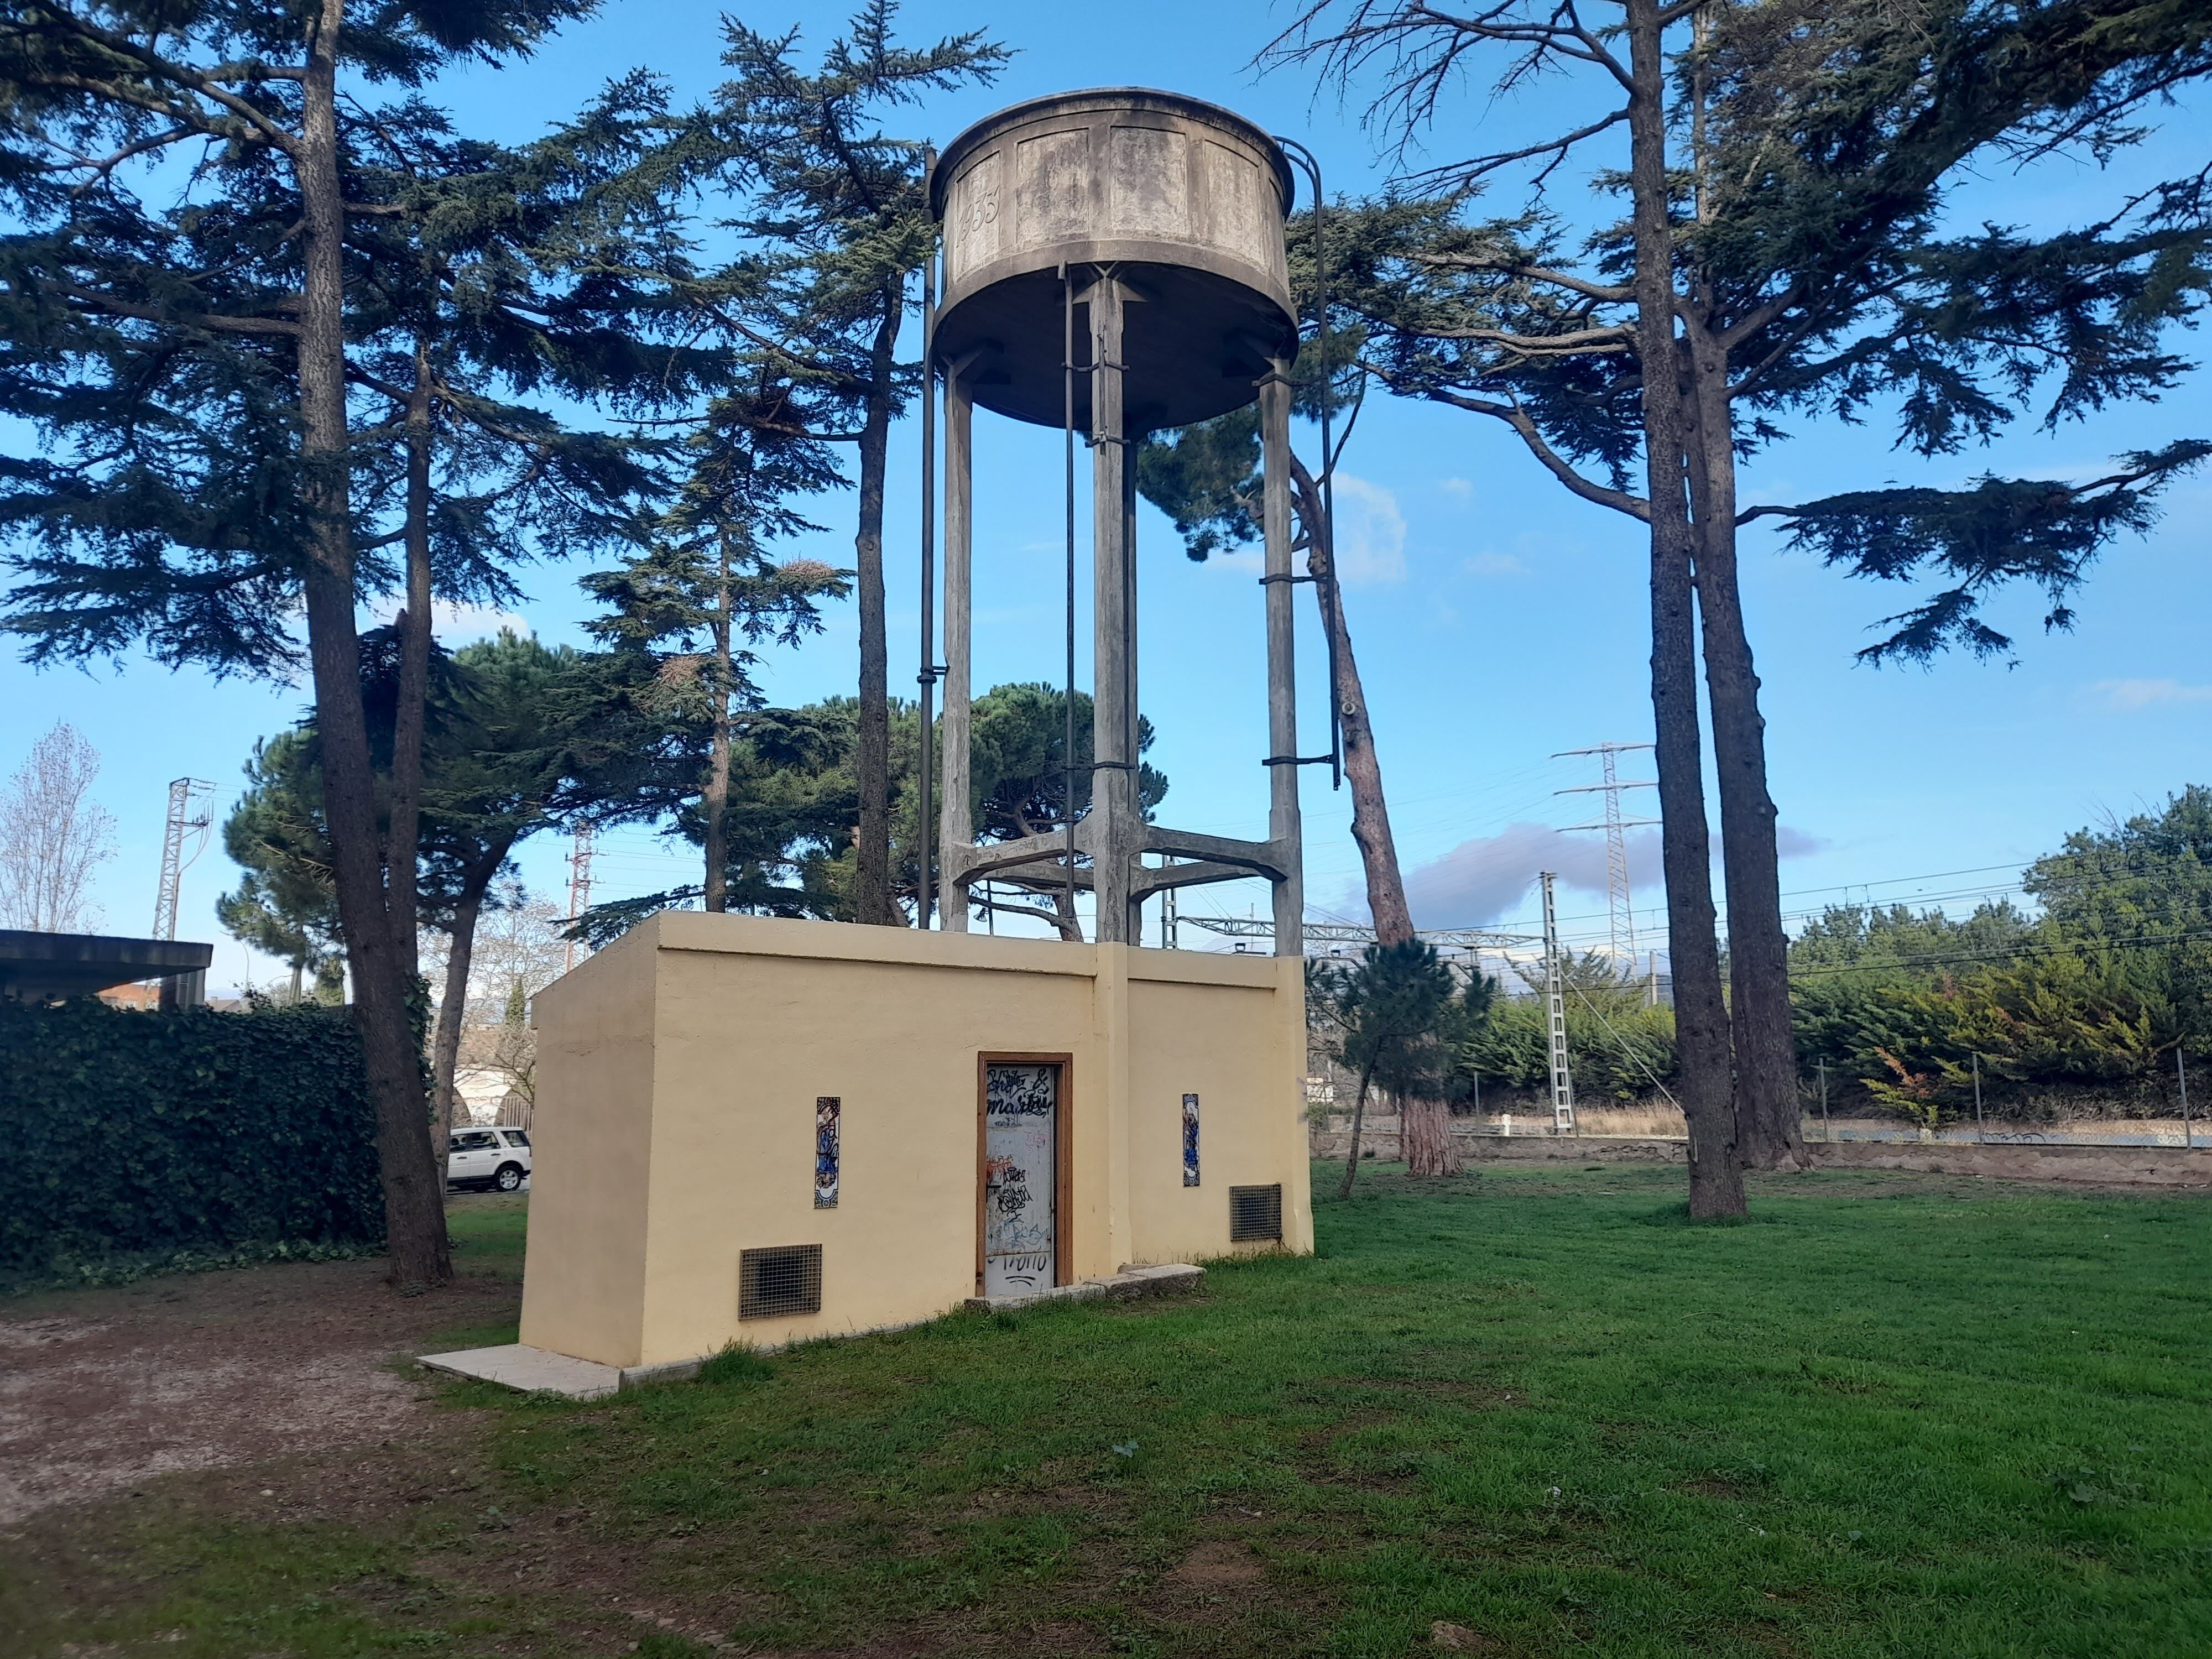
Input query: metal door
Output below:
<box><xmin>982</xmin><ymin>1062</ymin><xmax>1058</xmax><ymax>1295</ymax></box>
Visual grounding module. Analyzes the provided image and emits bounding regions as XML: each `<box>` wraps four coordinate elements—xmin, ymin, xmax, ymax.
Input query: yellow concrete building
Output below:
<box><xmin>516</xmin><ymin>912</ymin><xmax>1314</xmax><ymax>1371</ymax></box>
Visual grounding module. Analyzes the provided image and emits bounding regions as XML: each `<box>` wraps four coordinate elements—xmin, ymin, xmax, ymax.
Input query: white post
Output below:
<box><xmin>2180</xmin><ymin>1048</ymin><xmax>2192</xmax><ymax>1149</ymax></box>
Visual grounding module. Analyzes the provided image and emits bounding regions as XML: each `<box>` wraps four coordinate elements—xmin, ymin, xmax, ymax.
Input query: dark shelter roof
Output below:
<box><xmin>0</xmin><ymin>929</ymin><xmax>213</xmax><ymax>1001</ymax></box>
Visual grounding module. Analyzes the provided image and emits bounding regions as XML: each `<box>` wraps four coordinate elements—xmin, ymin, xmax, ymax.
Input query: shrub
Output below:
<box><xmin>0</xmin><ymin>999</ymin><xmax>382</xmax><ymax>1281</ymax></box>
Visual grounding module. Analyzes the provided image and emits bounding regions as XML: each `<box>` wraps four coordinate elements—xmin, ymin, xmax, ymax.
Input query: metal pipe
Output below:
<box><xmin>1274</xmin><ymin>134</ymin><xmax>1341</xmax><ymax>790</ymax></box>
<box><xmin>1062</xmin><ymin>262</ymin><xmax>1079</xmax><ymax>936</ymax></box>
<box><xmin>916</xmin><ymin>170</ymin><xmax>939</xmax><ymax>928</ymax></box>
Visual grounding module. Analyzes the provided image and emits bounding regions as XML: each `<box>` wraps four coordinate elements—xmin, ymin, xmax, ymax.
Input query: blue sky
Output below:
<box><xmin>4</xmin><ymin>1</ymin><xmax>2208</xmax><ymax>992</ymax></box>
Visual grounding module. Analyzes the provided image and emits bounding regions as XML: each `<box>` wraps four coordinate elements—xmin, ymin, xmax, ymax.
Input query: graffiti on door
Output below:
<box><xmin>983</xmin><ymin>1063</ymin><xmax>1057</xmax><ymax>1294</ymax></box>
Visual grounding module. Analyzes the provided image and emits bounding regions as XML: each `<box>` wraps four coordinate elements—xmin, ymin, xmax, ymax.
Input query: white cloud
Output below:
<box><xmin>1387</xmin><ymin>822</ymin><xmax>1657</xmax><ymax>928</ymax></box>
<box><xmin>1331</xmin><ymin>473</ymin><xmax>1406</xmax><ymax>585</ymax></box>
<box><xmin>2091</xmin><ymin>677</ymin><xmax>2212</xmax><ymax>712</ymax></box>
<box><xmin>1774</xmin><ymin>825</ymin><xmax>1829</xmax><ymax>858</ymax></box>
<box><xmin>1464</xmin><ymin>550</ymin><xmax>1530</xmax><ymax>578</ymax></box>
<box><xmin>1438</xmin><ymin>477</ymin><xmax>1474</xmax><ymax>499</ymax></box>
<box><xmin>1364</xmin><ymin>818</ymin><xmax>1827</xmax><ymax>929</ymax></box>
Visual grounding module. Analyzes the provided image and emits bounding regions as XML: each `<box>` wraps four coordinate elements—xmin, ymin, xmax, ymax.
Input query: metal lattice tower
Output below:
<box><xmin>154</xmin><ymin>777</ymin><xmax>215</xmax><ymax>940</ymax></box>
<box><xmin>1554</xmin><ymin>742</ymin><xmax>1657</xmax><ymax>975</ymax></box>
<box><xmin>1540</xmin><ymin>870</ymin><xmax>1575</xmax><ymax>1133</ymax></box>
<box><xmin>564</xmin><ymin>825</ymin><xmax>594</xmax><ymax>974</ymax></box>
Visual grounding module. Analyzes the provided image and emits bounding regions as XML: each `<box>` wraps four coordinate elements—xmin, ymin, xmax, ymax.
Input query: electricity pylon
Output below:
<box><xmin>1554</xmin><ymin>742</ymin><xmax>1656</xmax><ymax>977</ymax></box>
<box><xmin>154</xmin><ymin>777</ymin><xmax>215</xmax><ymax>940</ymax></box>
<box><xmin>564</xmin><ymin>824</ymin><xmax>595</xmax><ymax>973</ymax></box>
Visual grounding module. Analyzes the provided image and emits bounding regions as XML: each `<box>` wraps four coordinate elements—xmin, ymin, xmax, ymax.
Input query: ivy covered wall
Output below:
<box><xmin>0</xmin><ymin>1000</ymin><xmax>382</xmax><ymax>1281</ymax></box>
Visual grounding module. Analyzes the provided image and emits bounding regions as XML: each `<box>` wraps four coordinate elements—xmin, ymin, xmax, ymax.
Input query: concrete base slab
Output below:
<box><xmin>427</xmin><ymin>1266</ymin><xmax>1209</xmax><ymax>1399</ymax></box>
<box><xmin>964</xmin><ymin>1262</ymin><xmax>1203</xmax><ymax>1313</ymax></box>
<box><xmin>419</xmin><ymin>1344</ymin><xmax>621</xmax><ymax>1401</ymax></box>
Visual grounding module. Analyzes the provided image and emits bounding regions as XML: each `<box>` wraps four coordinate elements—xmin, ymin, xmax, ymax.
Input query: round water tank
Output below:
<box><xmin>930</xmin><ymin>88</ymin><xmax>1298</xmax><ymax>432</ymax></box>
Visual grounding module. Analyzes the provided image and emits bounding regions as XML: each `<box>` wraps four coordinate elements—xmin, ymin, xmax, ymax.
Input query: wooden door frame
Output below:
<box><xmin>976</xmin><ymin>1052</ymin><xmax>1074</xmax><ymax>1291</ymax></box>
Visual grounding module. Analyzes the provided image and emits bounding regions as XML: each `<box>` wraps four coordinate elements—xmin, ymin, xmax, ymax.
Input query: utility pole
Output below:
<box><xmin>1161</xmin><ymin>877</ymin><xmax>1179</xmax><ymax>950</ymax></box>
<box><xmin>1555</xmin><ymin>742</ymin><xmax>1656</xmax><ymax>979</ymax></box>
<box><xmin>1540</xmin><ymin>870</ymin><xmax>1575</xmax><ymax>1135</ymax></box>
<box><xmin>153</xmin><ymin>777</ymin><xmax>215</xmax><ymax>940</ymax></box>
<box><xmin>564</xmin><ymin>825</ymin><xmax>595</xmax><ymax>974</ymax></box>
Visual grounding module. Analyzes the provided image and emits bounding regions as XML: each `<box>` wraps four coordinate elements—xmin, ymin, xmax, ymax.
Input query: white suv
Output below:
<box><xmin>447</xmin><ymin>1126</ymin><xmax>531</xmax><ymax>1192</ymax></box>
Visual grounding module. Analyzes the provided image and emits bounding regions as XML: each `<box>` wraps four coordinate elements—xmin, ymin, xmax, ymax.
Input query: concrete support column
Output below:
<box><xmin>1260</xmin><ymin>363</ymin><xmax>1305</xmax><ymax>957</ymax></box>
<box><xmin>940</xmin><ymin>368</ymin><xmax>974</xmax><ymax>931</ymax></box>
<box><xmin>1090</xmin><ymin>277</ymin><xmax>1142</xmax><ymax>945</ymax></box>
<box><xmin>1091</xmin><ymin>941</ymin><xmax>1135</xmax><ymax>1277</ymax></box>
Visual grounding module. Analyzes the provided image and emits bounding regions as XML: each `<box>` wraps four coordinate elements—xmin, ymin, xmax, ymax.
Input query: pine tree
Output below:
<box><xmin>684</xmin><ymin>3</ymin><xmax>1008</xmax><ymax>926</ymax></box>
<box><xmin>217</xmin><ymin>732</ymin><xmax>344</xmax><ymax>1003</ymax></box>
<box><xmin>963</xmin><ymin>683</ymin><xmax>1167</xmax><ymax>941</ymax></box>
<box><xmin>0</xmin><ymin>0</ymin><xmax>677</xmax><ymax>1286</ymax></box>
<box><xmin>1274</xmin><ymin>0</ymin><xmax>2212</xmax><ymax>1212</ymax></box>
<box><xmin>582</xmin><ymin>399</ymin><xmax>851</xmax><ymax>915</ymax></box>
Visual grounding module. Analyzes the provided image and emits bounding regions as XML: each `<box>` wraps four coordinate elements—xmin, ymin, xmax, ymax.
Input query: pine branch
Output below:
<box><xmin>1374</xmin><ymin>364</ymin><xmax>1647</xmax><ymax>520</ymax></box>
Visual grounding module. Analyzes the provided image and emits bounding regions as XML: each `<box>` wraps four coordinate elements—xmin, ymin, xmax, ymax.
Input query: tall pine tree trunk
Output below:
<box><xmin>1625</xmin><ymin>0</ymin><xmax>1744</xmax><ymax>1220</ymax></box>
<box><xmin>1400</xmin><ymin>1083</ymin><xmax>1460</xmax><ymax>1177</ymax></box>
<box><xmin>430</xmin><ymin>839</ymin><xmax>513</xmax><ymax>1160</ymax></box>
<box><xmin>388</xmin><ymin>338</ymin><xmax>434</xmax><ymax>957</ymax></box>
<box><xmin>1683</xmin><ymin>324</ymin><xmax>1806</xmax><ymax>1171</ymax></box>
<box><xmin>851</xmin><ymin>294</ymin><xmax>900</xmax><ymax>925</ymax></box>
<box><xmin>1291</xmin><ymin>456</ymin><xmax>1412</xmax><ymax>940</ymax></box>
<box><xmin>295</xmin><ymin>3</ymin><xmax>450</xmax><ymax>1289</ymax></box>
<box><xmin>703</xmin><ymin>533</ymin><xmax>734</xmax><ymax>913</ymax></box>
<box><xmin>1290</xmin><ymin>457</ymin><xmax>1458</xmax><ymax>1173</ymax></box>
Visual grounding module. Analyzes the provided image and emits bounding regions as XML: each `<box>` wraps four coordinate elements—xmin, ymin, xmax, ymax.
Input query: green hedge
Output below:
<box><xmin>0</xmin><ymin>999</ymin><xmax>383</xmax><ymax>1281</ymax></box>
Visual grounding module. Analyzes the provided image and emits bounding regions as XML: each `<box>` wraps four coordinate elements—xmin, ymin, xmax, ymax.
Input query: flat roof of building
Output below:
<box><xmin>0</xmin><ymin>929</ymin><xmax>214</xmax><ymax>1000</ymax></box>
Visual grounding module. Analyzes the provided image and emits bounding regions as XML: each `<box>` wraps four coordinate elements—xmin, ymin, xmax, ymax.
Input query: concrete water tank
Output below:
<box><xmin>930</xmin><ymin>88</ymin><xmax>1298</xmax><ymax>432</ymax></box>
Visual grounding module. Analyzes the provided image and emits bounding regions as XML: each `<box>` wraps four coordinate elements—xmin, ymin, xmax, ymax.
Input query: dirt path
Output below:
<box><xmin>0</xmin><ymin>1213</ymin><xmax>520</xmax><ymax>1525</ymax></box>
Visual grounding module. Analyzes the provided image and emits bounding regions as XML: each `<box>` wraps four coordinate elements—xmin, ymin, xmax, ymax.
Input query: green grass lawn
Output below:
<box><xmin>9</xmin><ymin>1163</ymin><xmax>2211</xmax><ymax>1657</ymax></box>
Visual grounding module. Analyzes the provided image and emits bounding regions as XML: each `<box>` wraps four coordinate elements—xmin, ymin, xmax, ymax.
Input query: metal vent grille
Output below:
<box><xmin>1228</xmin><ymin>1183</ymin><xmax>1282</xmax><ymax>1243</ymax></box>
<box><xmin>739</xmin><ymin>1244</ymin><xmax>823</xmax><ymax>1321</ymax></box>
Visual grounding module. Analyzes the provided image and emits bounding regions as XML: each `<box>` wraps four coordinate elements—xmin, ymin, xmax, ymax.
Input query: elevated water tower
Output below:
<box><xmin>924</xmin><ymin>89</ymin><xmax>1308</xmax><ymax>951</ymax></box>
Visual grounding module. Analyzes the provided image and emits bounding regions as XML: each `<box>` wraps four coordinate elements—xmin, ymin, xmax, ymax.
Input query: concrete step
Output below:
<box><xmin>418</xmin><ymin>1343</ymin><xmax>623</xmax><ymax>1401</ymax></box>
<box><xmin>964</xmin><ymin>1261</ymin><xmax>1203</xmax><ymax>1313</ymax></box>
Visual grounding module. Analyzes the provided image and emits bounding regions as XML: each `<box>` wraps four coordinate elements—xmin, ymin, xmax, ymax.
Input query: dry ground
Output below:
<box><xmin>0</xmin><ymin>1193</ymin><xmax>522</xmax><ymax>1525</ymax></box>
